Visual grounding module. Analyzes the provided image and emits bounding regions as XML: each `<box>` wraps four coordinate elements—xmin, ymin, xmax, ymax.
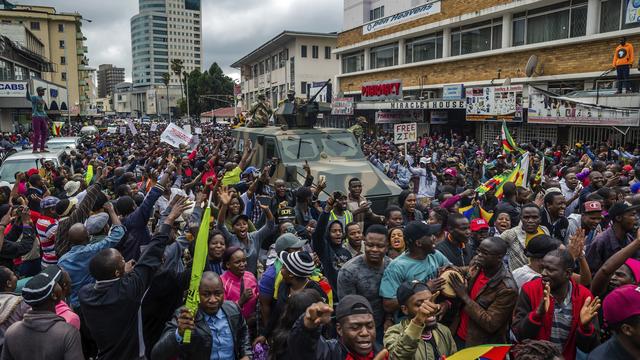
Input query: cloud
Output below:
<box><xmin>21</xmin><ymin>0</ymin><xmax>342</xmax><ymax>81</ymax></box>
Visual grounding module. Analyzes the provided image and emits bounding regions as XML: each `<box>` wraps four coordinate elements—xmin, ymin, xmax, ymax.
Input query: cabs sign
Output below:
<box><xmin>361</xmin><ymin>79</ymin><xmax>403</xmax><ymax>101</ymax></box>
<box><xmin>0</xmin><ymin>82</ymin><xmax>27</xmax><ymax>97</ymax></box>
<box><xmin>394</xmin><ymin>122</ymin><xmax>417</xmax><ymax>144</ymax></box>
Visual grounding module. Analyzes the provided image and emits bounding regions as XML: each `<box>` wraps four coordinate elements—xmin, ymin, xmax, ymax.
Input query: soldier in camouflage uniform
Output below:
<box><xmin>348</xmin><ymin>116</ymin><xmax>368</xmax><ymax>145</ymax></box>
<box><xmin>247</xmin><ymin>93</ymin><xmax>273</xmax><ymax>128</ymax></box>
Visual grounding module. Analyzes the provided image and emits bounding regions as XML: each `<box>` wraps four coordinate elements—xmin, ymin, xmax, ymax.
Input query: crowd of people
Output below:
<box><xmin>0</xmin><ymin>116</ymin><xmax>637</xmax><ymax>360</ymax></box>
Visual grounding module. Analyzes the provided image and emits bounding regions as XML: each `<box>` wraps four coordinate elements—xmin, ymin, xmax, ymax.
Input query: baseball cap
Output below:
<box><xmin>524</xmin><ymin>234</ymin><xmax>561</xmax><ymax>259</ymax></box>
<box><xmin>631</xmin><ymin>182</ymin><xmax>640</xmax><ymax>194</ymax></box>
<box><xmin>335</xmin><ymin>294</ymin><xmax>373</xmax><ymax>321</ymax></box>
<box><xmin>277</xmin><ymin>207</ymin><xmax>295</xmax><ymax>221</ymax></box>
<box><xmin>623</xmin><ymin>164</ymin><xmax>633</xmax><ymax>173</ymax></box>
<box><xmin>242</xmin><ymin>166</ymin><xmax>259</xmax><ymax>177</ymax></box>
<box><xmin>444</xmin><ymin>168</ymin><xmax>457</xmax><ymax>177</ymax></box>
<box><xmin>583</xmin><ymin>201</ymin><xmax>602</xmax><ymax>213</ymax></box>
<box><xmin>403</xmin><ymin>221</ymin><xmax>440</xmax><ymax>246</ymax></box>
<box><xmin>624</xmin><ymin>258</ymin><xmax>640</xmax><ymax>283</ymax></box>
<box><xmin>470</xmin><ymin>218</ymin><xmax>489</xmax><ymax>232</ymax></box>
<box><xmin>275</xmin><ymin>233</ymin><xmax>307</xmax><ymax>254</ymax></box>
<box><xmin>22</xmin><ymin>265</ymin><xmax>63</xmax><ymax>306</ymax></box>
<box><xmin>608</xmin><ymin>202</ymin><xmax>640</xmax><ymax>220</ymax></box>
<box><xmin>55</xmin><ymin>198</ymin><xmax>78</xmax><ymax>218</ymax></box>
<box><xmin>230</xmin><ymin>214</ymin><xmax>249</xmax><ymax>226</ymax></box>
<box><xmin>396</xmin><ymin>281</ymin><xmax>430</xmax><ymax>306</ymax></box>
<box><xmin>40</xmin><ymin>196</ymin><xmax>60</xmax><ymax>210</ymax></box>
<box><xmin>603</xmin><ymin>284</ymin><xmax>640</xmax><ymax>326</ymax></box>
<box><xmin>85</xmin><ymin>212</ymin><xmax>110</xmax><ymax>235</ymax></box>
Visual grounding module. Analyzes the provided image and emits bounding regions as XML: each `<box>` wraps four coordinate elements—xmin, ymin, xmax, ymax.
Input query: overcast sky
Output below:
<box><xmin>18</xmin><ymin>0</ymin><xmax>343</xmax><ymax>81</ymax></box>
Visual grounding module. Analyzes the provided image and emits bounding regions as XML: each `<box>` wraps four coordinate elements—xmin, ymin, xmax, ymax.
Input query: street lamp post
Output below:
<box><xmin>166</xmin><ymin>84</ymin><xmax>171</xmax><ymax>123</ymax></box>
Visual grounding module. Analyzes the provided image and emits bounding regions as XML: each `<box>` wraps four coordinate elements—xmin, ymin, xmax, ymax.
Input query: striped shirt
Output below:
<box><xmin>550</xmin><ymin>282</ymin><xmax>573</xmax><ymax>348</ymax></box>
<box><xmin>35</xmin><ymin>215</ymin><xmax>59</xmax><ymax>267</ymax></box>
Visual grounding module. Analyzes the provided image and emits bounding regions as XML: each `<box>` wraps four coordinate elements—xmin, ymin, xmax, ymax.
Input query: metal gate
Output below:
<box><xmin>477</xmin><ymin>123</ymin><xmax>558</xmax><ymax>145</ymax></box>
<box><xmin>568</xmin><ymin>126</ymin><xmax>640</xmax><ymax>147</ymax></box>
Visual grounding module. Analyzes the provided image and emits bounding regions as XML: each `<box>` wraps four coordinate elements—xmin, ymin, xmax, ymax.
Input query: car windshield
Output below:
<box><xmin>47</xmin><ymin>141</ymin><xmax>75</xmax><ymax>149</ymax></box>
<box><xmin>0</xmin><ymin>160</ymin><xmax>39</xmax><ymax>183</ymax></box>
<box><xmin>278</xmin><ymin>133</ymin><xmax>363</xmax><ymax>162</ymax></box>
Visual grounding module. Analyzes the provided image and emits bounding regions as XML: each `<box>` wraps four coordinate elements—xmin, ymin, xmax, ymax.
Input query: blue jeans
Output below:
<box><xmin>616</xmin><ymin>64</ymin><xmax>631</xmax><ymax>92</ymax></box>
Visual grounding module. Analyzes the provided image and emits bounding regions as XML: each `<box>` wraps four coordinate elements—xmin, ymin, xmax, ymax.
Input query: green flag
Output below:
<box><xmin>182</xmin><ymin>202</ymin><xmax>211</xmax><ymax>343</ymax></box>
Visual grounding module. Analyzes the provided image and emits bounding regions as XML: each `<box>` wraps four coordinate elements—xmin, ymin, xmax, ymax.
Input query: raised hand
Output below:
<box><xmin>579</xmin><ymin>296</ymin><xmax>601</xmax><ymax>326</ymax></box>
<box><xmin>536</xmin><ymin>281</ymin><xmax>551</xmax><ymax>317</ymax></box>
<box><xmin>217</xmin><ymin>186</ymin><xmax>232</xmax><ymax>206</ymax></box>
<box><xmin>568</xmin><ymin>228</ymin><xmax>586</xmax><ymax>260</ymax></box>
<box><xmin>303</xmin><ymin>302</ymin><xmax>333</xmax><ymax>329</ymax></box>
<box><xmin>412</xmin><ymin>291</ymin><xmax>441</xmax><ymax>326</ymax></box>
<box><xmin>449</xmin><ymin>274</ymin><xmax>468</xmax><ymax>300</ymax></box>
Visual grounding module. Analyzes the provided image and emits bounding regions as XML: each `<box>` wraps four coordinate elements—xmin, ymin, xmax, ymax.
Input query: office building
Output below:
<box><xmin>232</xmin><ymin>31</ymin><xmax>339</xmax><ymax>109</ymax></box>
<box><xmin>131</xmin><ymin>0</ymin><xmax>202</xmax><ymax>87</ymax></box>
<box><xmin>0</xmin><ymin>2</ymin><xmax>93</xmax><ymax>115</ymax></box>
<box><xmin>335</xmin><ymin>0</ymin><xmax>640</xmax><ymax>146</ymax></box>
<box><xmin>97</xmin><ymin>64</ymin><xmax>125</xmax><ymax>98</ymax></box>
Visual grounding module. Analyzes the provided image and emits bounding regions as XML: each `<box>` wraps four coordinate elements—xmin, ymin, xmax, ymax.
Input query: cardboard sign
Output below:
<box><xmin>127</xmin><ymin>119</ymin><xmax>138</xmax><ymax>135</ymax></box>
<box><xmin>119</xmin><ymin>126</ymin><xmax>127</xmax><ymax>134</ymax></box>
<box><xmin>160</xmin><ymin>123</ymin><xmax>193</xmax><ymax>148</ymax></box>
<box><xmin>150</xmin><ymin>123</ymin><xmax>158</xmax><ymax>132</ymax></box>
<box><xmin>195</xmin><ymin>127</ymin><xmax>202</xmax><ymax>134</ymax></box>
<box><xmin>394</xmin><ymin>122</ymin><xmax>417</xmax><ymax>144</ymax></box>
<box><xmin>107</xmin><ymin>127</ymin><xmax>117</xmax><ymax>134</ymax></box>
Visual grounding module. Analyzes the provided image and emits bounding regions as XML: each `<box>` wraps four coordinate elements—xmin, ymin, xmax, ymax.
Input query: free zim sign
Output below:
<box><xmin>394</xmin><ymin>122</ymin><xmax>417</xmax><ymax>144</ymax></box>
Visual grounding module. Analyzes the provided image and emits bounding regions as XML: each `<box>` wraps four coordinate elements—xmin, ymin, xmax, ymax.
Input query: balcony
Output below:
<box><xmin>565</xmin><ymin>90</ymin><xmax>640</xmax><ymax>109</ymax></box>
<box><xmin>76</xmin><ymin>32</ymin><xmax>86</xmax><ymax>41</ymax></box>
<box><xmin>76</xmin><ymin>46</ymin><xmax>88</xmax><ymax>55</ymax></box>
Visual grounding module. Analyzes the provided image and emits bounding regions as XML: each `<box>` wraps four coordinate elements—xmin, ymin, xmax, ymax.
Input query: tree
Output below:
<box><xmin>170</xmin><ymin>59</ymin><xmax>185</xmax><ymax>100</ymax></box>
<box><xmin>181</xmin><ymin>62</ymin><xmax>235</xmax><ymax>119</ymax></box>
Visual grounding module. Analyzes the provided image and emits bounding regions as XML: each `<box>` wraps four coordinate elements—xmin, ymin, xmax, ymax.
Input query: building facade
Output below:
<box><xmin>113</xmin><ymin>81</ymin><xmax>182</xmax><ymax>118</ymax></box>
<box><xmin>335</xmin><ymin>0</ymin><xmax>640</xmax><ymax>146</ymax></box>
<box><xmin>97</xmin><ymin>64</ymin><xmax>125</xmax><ymax>98</ymax></box>
<box><xmin>131</xmin><ymin>0</ymin><xmax>202</xmax><ymax>87</ymax></box>
<box><xmin>0</xmin><ymin>3</ymin><xmax>93</xmax><ymax>116</ymax></box>
<box><xmin>232</xmin><ymin>31</ymin><xmax>340</xmax><ymax>109</ymax></box>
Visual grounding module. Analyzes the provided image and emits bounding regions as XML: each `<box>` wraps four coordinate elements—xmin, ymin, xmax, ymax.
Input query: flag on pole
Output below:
<box><xmin>52</xmin><ymin>121</ymin><xmax>64</xmax><ymax>136</ymax></box>
<box><xmin>459</xmin><ymin>204</ymin><xmax>493</xmax><ymax>223</ymax></box>
<box><xmin>501</xmin><ymin>121</ymin><xmax>522</xmax><ymax>154</ymax></box>
<box><xmin>183</xmin><ymin>196</ymin><xmax>212</xmax><ymax>343</ymax></box>
<box><xmin>477</xmin><ymin>152</ymin><xmax>530</xmax><ymax>199</ymax></box>
<box><xmin>513</xmin><ymin>152</ymin><xmax>530</xmax><ymax>189</ymax></box>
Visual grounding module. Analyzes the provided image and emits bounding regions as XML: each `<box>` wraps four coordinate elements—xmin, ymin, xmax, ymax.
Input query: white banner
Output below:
<box><xmin>527</xmin><ymin>86</ymin><xmax>640</xmax><ymax>127</ymax></box>
<box><xmin>183</xmin><ymin>124</ymin><xmax>191</xmax><ymax>134</ymax></box>
<box><xmin>363</xmin><ymin>1</ymin><xmax>441</xmax><ymax>34</ymax></box>
<box><xmin>127</xmin><ymin>119</ymin><xmax>138</xmax><ymax>135</ymax></box>
<box><xmin>119</xmin><ymin>126</ymin><xmax>127</xmax><ymax>134</ymax></box>
<box><xmin>150</xmin><ymin>123</ymin><xmax>158</xmax><ymax>132</ymax></box>
<box><xmin>160</xmin><ymin>123</ymin><xmax>193</xmax><ymax>148</ymax></box>
<box><xmin>0</xmin><ymin>82</ymin><xmax>27</xmax><ymax>97</ymax></box>
<box><xmin>107</xmin><ymin>127</ymin><xmax>117</xmax><ymax>134</ymax></box>
<box><xmin>331</xmin><ymin>97</ymin><xmax>354</xmax><ymax>115</ymax></box>
<box><xmin>394</xmin><ymin>122</ymin><xmax>417</xmax><ymax>144</ymax></box>
<box><xmin>195</xmin><ymin>127</ymin><xmax>202</xmax><ymax>134</ymax></box>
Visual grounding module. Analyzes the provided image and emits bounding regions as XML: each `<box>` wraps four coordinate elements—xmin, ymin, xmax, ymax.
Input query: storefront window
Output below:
<box><xmin>600</xmin><ymin>0</ymin><xmax>640</xmax><ymax>32</ymax></box>
<box><xmin>370</xmin><ymin>44</ymin><xmax>398</xmax><ymax>69</ymax></box>
<box><xmin>0</xmin><ymin>59</ymin><xmax>12</xmax><ymax>81</ymax></box>
<box><xmin>14</xmin><ymin>65</ymin><xmax>27</xmax><ymax>80</ymax></box>
<box><xmin>512</xmin><ymin>1</ymin><xmax>588</xmax><ymax>46</ymax></box>
<box><xmin>451</xmin><ymin>19</ymin><xmax>502</xmax><ymax>56</ymax></box>
<box><xmin>406</xmin><ymin>32</ymin><xmax>443</xmax><ymax>63</ymax></box>
<box><xmin>342</xmin><ymin>50</ymin><xmax>364</xmax><ymax>73</ymax></box>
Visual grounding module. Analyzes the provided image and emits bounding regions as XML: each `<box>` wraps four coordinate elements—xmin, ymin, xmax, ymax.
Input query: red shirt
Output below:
<box><xmin>456</xmin><ymin>270</ymin><xmax>490</xmax><ymax>341</ymax></box>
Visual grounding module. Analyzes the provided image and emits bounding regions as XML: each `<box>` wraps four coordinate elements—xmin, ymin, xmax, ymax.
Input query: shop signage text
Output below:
<box><xmin>361</xmin><ymin>79</ymin><xmax>403</xmax><ymax>101</ymax></box>
<box><xmin>389</xmin><ymin>100</ymin><xmax>465</xmax><ymax>110</ymax></box>
<box><xmin>375</xmin><ymin>110</ymin><xmax>424</xmax><ymax>124</ymax></box>
<box><xmin>363</xmin><ymin>1</ymin><xmax>442</xmax><ymax>35</ymax></box>
<box><xmin>443</xmin><ymin>84</ymin><xmax>464</xmax><ymax>100</ymax></box>
<box><xmin>331</xmin><ymin>97</ymin><xmax>354</xmax><ymax>115</ymax></box>
<box><xmin>527</xmin><ymin>86</ymin><xmax>640</xmax><ymax>127</ymax></box>
<box><xmin>0</xmin><ymin>82</ymin><xmax>27</xmax><ymax>97</ymax></box>
<box><xmin>394</xmin><ymin>122</ymin><xmax>417</xmax><ymax>144</ymax></box>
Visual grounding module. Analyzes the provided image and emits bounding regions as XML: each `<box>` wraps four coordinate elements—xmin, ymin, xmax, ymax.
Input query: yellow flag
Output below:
<box><xmin>84</xmin><ymin>165</ymin><xmax>94</xmax><ymax>185</ymax></box>
<box><xmin>183</xmin><ymin>203</ymin><xmax>211</xmax><ymax>343</ymax></box>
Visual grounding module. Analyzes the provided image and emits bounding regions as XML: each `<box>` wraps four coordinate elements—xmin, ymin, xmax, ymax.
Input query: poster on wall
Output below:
<box><xmin>331</xmin><ymin>97</ymin><xmax>354</xmax><ymax>115</ymax></box>
<box><xmin>527</xmin><ymin>86</ymin><xmax>640</xmax><ymax>127</ymax></box>
<box><xmin>465</xmin><ymin>85</ymin><xmax>524</xmax><ymax>122</ymax></box>
<box><xmin>626</xmin><ymin>0</ymin><xmax>640</xmax><ymax>24</ymax></box>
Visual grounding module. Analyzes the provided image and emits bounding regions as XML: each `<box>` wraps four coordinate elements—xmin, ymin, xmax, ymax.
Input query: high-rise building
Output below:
<box><xmin>97</xmin><ymin>64</ymin><xmax>125</xmax><ymax>98</ymax></box>
<box><xmin>131</xmin><ymin>0</ymin><xmax>202</xmax><ymax>88</ymax></box>
<box><xmin>0</xmin><ymin>2</ymin><xmax>93</xmax><ymax>115</ymax></box>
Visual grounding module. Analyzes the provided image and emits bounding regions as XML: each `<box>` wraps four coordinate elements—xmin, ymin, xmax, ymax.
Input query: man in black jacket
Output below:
<box><xmin>151</xmin><ymin>271</ymin><xmax>252</xmax><ymax>360</ymax></box>
<box><xmin>436</xmin><ymin>213</ymin><xmax>475</xmax><ymax>267</ymax></box>
<box><xmin>288</xmin><ymin>294</ymin><xmax>388</xmax><ymax>360</ymax></box>
<box><xmin>78</xmin><ymin>195</ymin><xmax>190</xmax><ymax>360</ymax></box>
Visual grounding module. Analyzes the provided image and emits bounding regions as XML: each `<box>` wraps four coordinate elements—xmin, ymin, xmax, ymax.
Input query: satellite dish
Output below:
<box><xmin>503</xmin><ymin>77</ymin><xmax>512</xmax><ymax>86</ymax></box>
<box><xmin>525</xmin><ymin>55</ymin><xmax>544</xmax><ymax>77</ymax></box>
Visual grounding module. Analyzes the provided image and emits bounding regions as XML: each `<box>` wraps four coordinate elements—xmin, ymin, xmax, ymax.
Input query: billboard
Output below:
<box><xmin>465</xmin><ymin>85</ymin><xmax>524</xmax><ymax>122</ymax></box>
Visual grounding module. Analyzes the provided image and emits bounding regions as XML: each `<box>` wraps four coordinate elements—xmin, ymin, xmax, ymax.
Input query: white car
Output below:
<box><xmin>0</xmin><ymin>150</ymin><xmax>66</xmax><ymax>184</ymax></box>
<box><xmin>46</xmin><ymin>137</ymin><xmax>80</xmax><ymax>151</ymax></box>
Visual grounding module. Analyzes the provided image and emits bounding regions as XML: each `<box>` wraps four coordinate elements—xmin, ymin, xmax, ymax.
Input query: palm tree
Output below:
<box><xmin>161</xmin><ymin>73</ymin><xmax>171</xmax><ymax>122</ymax></box>
<box><xmin>170</xmin><ymin>59</ymin><xmax>185</xmax><ymax>101</ymax></box>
